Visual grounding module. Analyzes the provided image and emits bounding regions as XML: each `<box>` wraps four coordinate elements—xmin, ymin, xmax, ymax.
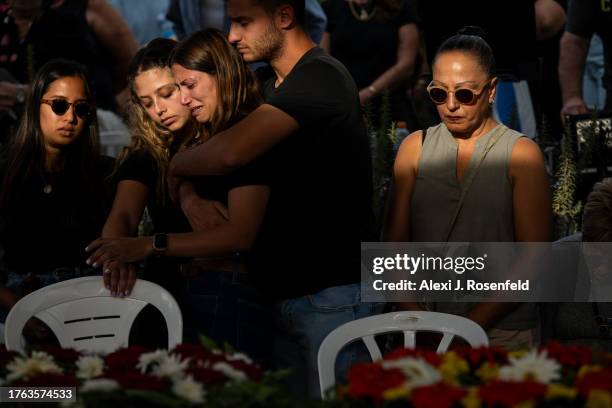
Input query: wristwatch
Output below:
<box><xmin>152</xmin><ymin>233</ymin><xmax>168</xmax><ymax>254</ymax></box>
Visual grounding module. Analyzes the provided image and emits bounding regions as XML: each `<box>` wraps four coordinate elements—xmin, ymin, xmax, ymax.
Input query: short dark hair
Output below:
<box><xmin>434</xmin><ymin>26</ymin><xmax>496</xmax><ymax>78</ymax></box>
<box><xmin>252</xmin><ymin>0</ymin><xmax>305</xmax><ymax>26</ymax></box>
<box><xmin>583</xmin><ymin>178</ymin><xmax>612</xmax><ymax>242</ymax></box>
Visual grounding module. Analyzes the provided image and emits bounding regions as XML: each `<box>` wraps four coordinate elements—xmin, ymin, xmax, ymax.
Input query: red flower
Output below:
<box><xmin>186</xmin><ymin>366</ymin><xmax>228</xmax><ymax>386</ymax></box>
<box><xmin>104</xmin><ymin>346</ymin><xmax>150</xmax><ymax>374</ymax></box>
<box><xmin>479</xmin><ymin>380</ymin><xmax>547</xmax><ymax>407</ymax></box>
<box><xmin>37</xmin><ymin>346</ymin><xmax>81</xmax><ymax>365</ymax></box>
<box><xmin>13</xmin><ymin>373</ymin><xmax>79</xmax><ymax>388</ymax></box>
<box><xmin>575</xmin><ymin>369</ymin><xmax>612</xmax><ymax>396</ymax></box>
<box><xmin>542</xmin><ymin>341</ymin><xmax>592</xmax><ymax>368</ymax></box>
<box><xmin>226</xmin><ymin>359</ymin><xmax>263</xmax><ymax>381</ymax></box>
<box><xmin>170</xmin><ymin>344</ymin><xmax>216</xmax><ymax>363</ymax></box>
<box><xmin>109</xmin><ymin>371</ymin><xmax>169</xmax><ymax>391</ymax></box>
<box><xmin>411</xmin><ymin>382</ymin><xmax>466</xmax><ymax>408</ymax></box>
<box><xmin>455</xmin><ymin>346</ymin><xmax>508</xmax><ymax>367</ymax></box>
<box><xmin>345</xmin><ymin>362</ymin><xmax>405</xmax><ymax>404</ymax></box>
<box><xmin>384</xmin><ymin>347</ymin><xmax>442</xmax><ymax>367</ymax></box>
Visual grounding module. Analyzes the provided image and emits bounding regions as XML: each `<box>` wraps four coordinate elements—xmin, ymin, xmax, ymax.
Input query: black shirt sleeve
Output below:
<box><xmin>264</xmin><ymin>53</ymin><xmax>355</xmax><ymax>126</ymax></box>
<box><xmin>566</xmin><ymin>0</ymin><xmax>595</xmax><ymax>38</ymax></box>
<box><xmin>396</xmin><ymin>0</ymin><xmax>419</xmax><ymax>28</ymax></box>
<box><xmin>224</xmin><ymin>154</ymin><xmax>273</xmax><ymax>191</ymax></box>
<box><xmin>114</xmin><ymin>150</ymin><xmax>157</xmax><ymax>190</ymax></box>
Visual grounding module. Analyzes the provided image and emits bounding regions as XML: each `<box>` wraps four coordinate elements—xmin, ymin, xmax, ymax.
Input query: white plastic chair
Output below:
<box><xmin>317</xmin><ymin>311</ymin><xmax>488</xmax><ymax>398</ymax></box>
<box><xmin>4</xmin><ymin>277</ymin><xmax>182</xmax><ymax>354</ymax></box>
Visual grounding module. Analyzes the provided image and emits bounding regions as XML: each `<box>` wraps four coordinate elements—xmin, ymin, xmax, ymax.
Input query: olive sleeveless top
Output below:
<box><xmin>410</xmin><ymin>122</ymin><xmax>536</xmax><ymax>330</ymax></box>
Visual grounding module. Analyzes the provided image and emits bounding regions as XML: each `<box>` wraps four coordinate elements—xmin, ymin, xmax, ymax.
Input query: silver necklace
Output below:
<box><xmin>41</xmin><ymin>172</ymin><xmax>58</xmax><ymax>194</ymax></box>
<box><xmin>349</xmin><ymin>0</ymin><xmax>377</xmax><ymax>21</ymax></box>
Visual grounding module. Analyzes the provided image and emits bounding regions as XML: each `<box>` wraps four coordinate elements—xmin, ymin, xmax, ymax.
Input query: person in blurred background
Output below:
<box><xmin>559</xmin><ymin>0</ymin><xmax>612</xmax><ymax>116</ymax></box>
<box><xmin>0</xmin><ymin>0</ymin><xmax>138</xmax><ymax>144</ymax></box>
<box><xmin>321</xmin><ymin>0</ymin><xmax>419</xmax><ymax>126</ymax></box>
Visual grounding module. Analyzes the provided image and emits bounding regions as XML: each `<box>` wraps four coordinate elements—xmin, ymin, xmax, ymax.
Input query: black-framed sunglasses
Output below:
<box><xmin>427</xmin><ymin>80</ymin><xmax>493</xmax><ymax>105</ymax></box>
<box><xmin>40</xmin><ymin>98</ymin><xmax>94</xmax><ymax>120</ymax></box>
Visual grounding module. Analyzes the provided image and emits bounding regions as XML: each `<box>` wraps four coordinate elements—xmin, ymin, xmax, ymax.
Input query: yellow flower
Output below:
<box><xmin>578</xmin><ymin>365</ymin><xmax>602</xmax><ymax>378</ymax></box>
<box><xmin>460</xmin><ymin>386</ymin><xmax>480</xmax><ymax>408</ymax></box>
<box><xmin>476</xmin><ymin>362</ymin><xmax>499</xmax><ymax>382</ymax></box>
<box><xmin>382</xmin><ymin>384</ymin><xmax>410</xmax><ymax>401</ymax></box>
<box><xmin>546</xmin><ymin>383</ymin><xmax>577</xmax><ymax>400</ymax></box>
<box><xmin>586</xmin><ymin>390</ymin><xmax>612</xmax><ymax>408</ymax></box>
<box><xmin>439</xmin><ymin>351</ymin><xmax>469</xmax><ymax>385</ymax></box>
<box><xmin>508</xmin><ymin>350</ymin><xmax>528</xmax><ymax>359</ymax></box>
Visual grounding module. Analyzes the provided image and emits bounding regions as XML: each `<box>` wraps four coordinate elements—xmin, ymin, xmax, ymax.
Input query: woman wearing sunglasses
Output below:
<box><xmin>0</xmin><ymin>59</ymin><xmax>113</xmax><ymax>339</ymax></box>
<box><xmin>385</xmin><ymin>27</ymin><xmax>551</xmax><ymax>350</ymax></box>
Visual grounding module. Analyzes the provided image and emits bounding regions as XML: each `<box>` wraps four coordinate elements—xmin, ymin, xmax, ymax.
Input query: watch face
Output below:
<box><xmin>154</xmin><ymin>233</ymin><xmax>168</xmax><ymax>251</ymax></box>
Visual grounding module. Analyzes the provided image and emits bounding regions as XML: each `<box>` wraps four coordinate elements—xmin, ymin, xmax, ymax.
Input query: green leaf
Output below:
<box><xmin>199</xmin><ymin>334</ymin><xmax>219</xmax><ymax>351</ymax></box>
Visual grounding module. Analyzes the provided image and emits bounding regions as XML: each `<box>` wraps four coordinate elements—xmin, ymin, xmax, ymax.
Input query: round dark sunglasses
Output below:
<box><xmin>40</xmin><ymin>98</ymin><xmax>93</xmax><ymax>119</ymax></box>
<box><xmin>427</xmin><ymin>80</ymin><xmax>492</xmax><ymax>105</ymax></box>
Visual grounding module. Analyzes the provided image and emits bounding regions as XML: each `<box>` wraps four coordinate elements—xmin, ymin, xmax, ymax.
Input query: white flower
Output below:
<box><xmin>59</xmin><ymin>399</ymin><xmax>84</xmax><ymax>408</ymax></box>
<box><xmin>152</xmin><ymin>354</ymin><xmax>189</xmax><ymax>380</ymax></box>
<box><xmin>80</xmin><ymin>378</ymin><xmax>120</xmax><ymax>393</ymax></box>
<box><xmin>75</xmin><ymin>356</ymin><xmax>105</xmax><ymax>380</ymax></box>
<box><xmin>212</xmin><ymin>362</ymin><xmax>247</xmax><ymax>381</ymax></box>
<box><xmin>498</xmin><ymin>350</ymin><xmax>561</xmax><ymax>384</ymax></box>
<box><xmin>172</xmin><ymin>375</ymin><xmax>206</xmax><ymax>403</ymax></box>
<box><xmin>137</xmin><ymin>349</ymin><xmax>169</xmax><ymax>373</ymax></box>
<box><xmin>6</xmin><ymin>351</ymin><xmax>62</xmax><ymax>381</ymax></box>
<box><xmin>227</xmin><ymin>352</ymin><xmax>253</xmax><ymax>365</ymax></box>
<box><xmin>382</xmin><ymin>357</ymin><xmax>441</xmax><ymax>388</ymax></box>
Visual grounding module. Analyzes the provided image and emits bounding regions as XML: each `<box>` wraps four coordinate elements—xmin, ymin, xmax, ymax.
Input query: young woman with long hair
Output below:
<box><xmin>0</xmin><ymin>59</ymin><xmax>113</xmax><ymax>335</ymax></box>
<box><xmin>99</xmin><ymin>38</ymin><xmax>201</xmax><ymax>299</ymax></box>
<box><xmin>87</xmin><ymin>30</ymin><xmax>272</xmax><ymax>362</ymax></box>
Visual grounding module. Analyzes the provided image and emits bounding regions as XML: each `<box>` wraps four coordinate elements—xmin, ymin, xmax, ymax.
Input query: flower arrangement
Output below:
<box><xmin>336</xmin><ymin>342</ymin><xmax>612</xmax><ymax>408</ymax></box>
<box><xmin>0</xmin><ymin>342</ymin><xmax>293</xmax><ymax>407</ymax></box>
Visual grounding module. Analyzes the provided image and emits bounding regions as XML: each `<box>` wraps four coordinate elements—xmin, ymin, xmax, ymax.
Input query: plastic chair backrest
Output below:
<box><xmin>100</xmin><ymin>130</ymin><xmax>130</xmax><ymax>158</ymax></box>
<box><xmin>4</xmin><ymin>277</ymin><xmax>182</xmax><ymax>353</ymax></box>
<box><xmin>317</xmin><ymin>311</ymin><xmax>488</xmax><ymax>398</ymax></box>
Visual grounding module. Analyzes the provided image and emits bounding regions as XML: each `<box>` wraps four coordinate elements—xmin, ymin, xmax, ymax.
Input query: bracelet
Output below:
<box><xmin>368</xmin><ymin>85</ymin><xmax>377</xmax><ymax>95</ymax></box>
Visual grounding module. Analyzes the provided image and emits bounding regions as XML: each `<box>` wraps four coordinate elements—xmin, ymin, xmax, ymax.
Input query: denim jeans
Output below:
<box><xmin>1</xmin><ymin>267</ymin><xmax>100</xmax><ymax>323</ymax></box>
<box><xmin>181</xmin><ymin>270</ymin><xmax>274</xmax><ymax>367</ymax></box>
<box><xmin>274</xmin><ymin>283</ymin><xmax>384</xmax><ymax>399</ymax></box>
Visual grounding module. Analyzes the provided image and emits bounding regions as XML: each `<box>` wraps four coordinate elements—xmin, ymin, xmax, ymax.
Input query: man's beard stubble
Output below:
<box><xmin>250</xmin><ymin>23</ymin><xmax>284</xmax><ymax>63</ymax></box>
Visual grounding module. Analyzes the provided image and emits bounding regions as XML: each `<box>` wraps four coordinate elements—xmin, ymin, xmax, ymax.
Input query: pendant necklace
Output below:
<box><xmin>41</xmin><ymin>171</ymin><xmax>58</xmax><ymax>194</ymax></box>
<box><xmin>349</xmin><ymin>0</ymin><xmax>376</xmax><ymax>21</ymax></box>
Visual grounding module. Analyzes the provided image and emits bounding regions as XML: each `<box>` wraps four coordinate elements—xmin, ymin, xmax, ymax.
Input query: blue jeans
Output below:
<box><xmin>274</xmin><ymin>283</ymin><xmax>384</xmax><ymax>399</ymax></box>
<box><xmin>1</xmin><ymin>267</ymin><xmax>100</xmax><ymax>320</ymax></box>
<box><xmin>181</xmin><ymin>269</ymin><xmax>273</xmax><ymax>367</ymax></box>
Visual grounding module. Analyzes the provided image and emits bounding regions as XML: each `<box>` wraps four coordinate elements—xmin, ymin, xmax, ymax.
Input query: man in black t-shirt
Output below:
<box><xmin>560</xmin><ymin>0</ymin><xmax>612</xmax><ymax>115</ymax></box>
<box><xmin>169</xmin><ymin>0</ymin><xmax>380</xmax><ymax>398</ymax></box>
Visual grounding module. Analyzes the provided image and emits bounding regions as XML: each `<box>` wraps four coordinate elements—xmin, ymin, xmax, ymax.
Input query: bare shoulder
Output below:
<box><xmin>510</xmin><ymin>137</ymin><xmax>545</xmax><ymax>166</ymax></box>
<box><xmin>394</xmin><ymin>130</ymin><xmax>424</xmax><ymax>174</ymax></box>
<box><xmin>509</xmin><ymin>137</ymin><xmax>548</xmax><ymax>184</ymax></box>
<box><xmin>397</xmin><ymin>130</ymin><xmax>423</xmax><ymax>156</ymax></box>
